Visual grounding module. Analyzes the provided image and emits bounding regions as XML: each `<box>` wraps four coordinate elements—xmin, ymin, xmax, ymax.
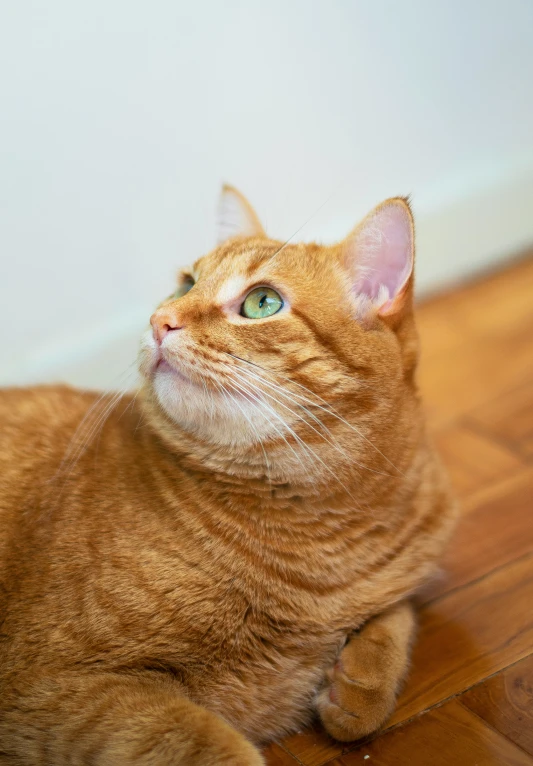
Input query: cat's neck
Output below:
<box><xmin>131</xmin><ymin>395</ymin><xmax>432</xmax><ymax>610</ymax></box>
<box><xmin>119</xmin><ymin>390</ymin><xmax>431</xmax><ymax>602</ymax></box>
<box><xmin>137</xmin><ymin>388</ymin><xmax>407</xmax><ymax>513</ymax></box>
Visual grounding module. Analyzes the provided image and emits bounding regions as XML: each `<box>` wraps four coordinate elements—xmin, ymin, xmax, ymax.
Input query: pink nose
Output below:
<box><xmin>150</xmin><ymin>307</ymin><xmax>184</xmax><ymax>345</ymax></box>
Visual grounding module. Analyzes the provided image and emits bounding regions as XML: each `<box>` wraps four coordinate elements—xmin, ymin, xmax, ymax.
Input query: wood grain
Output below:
<box><xmin>391</xmin><ymin>554</ymin><xmax>533</xmax><ymax>726</ymax></box>
<box><xmin>278</xmin><ymin>724</ymin><xmax>343</xmax><ymax>766</ymax></box>
<box><xmin>461</xmin><ymin>653</ymin><xmax>533</xmax><ymax>756</ymax></box>
<box><xmin>433</xmin><ymin>424</ymin><xmax>524</xmax><ymax>500</ymax></box>
<box><xmin>416</xmin><ymin>255</ymin><xmax>533</xmax><ymax>362</ymax></box>
<box><xmin>469</xmin><ymin>383</ymin><xmax>533</xmax><ymax>461</ymax></box>
<box><xmin>420</xmin><ymin>468</ymin><xmax>533</xmax><ymax>602</ymax></box>
<box><xmin>281</xmin><ymin>552</ymin><xmax>533</xmax><ymax>766</ymax></box>
<box><xmin>263</xmin><ymin>742</ymin><xmax>306</xmax><ymax>766</ymax></box>
<box><xmin>334</xmin><ymin>700</ymin><xmax>533</xmax><ymax>765</ymax></box>
<box><xmin>418</xmin><ymin>326</ymin><xmax>533</xmax><ymax>430</ymax></box>
<box><xmin>416</xmin><ymin>255</ymin><xmax>533</xmax><ymax>430</ymax></box>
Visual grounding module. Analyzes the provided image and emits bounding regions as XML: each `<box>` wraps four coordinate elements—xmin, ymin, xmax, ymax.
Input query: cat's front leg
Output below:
<box><xmin>0</xmin><ymin>670</ymin><xmax>264</xmax><ymax>765</ymax></box>
<box><xmin>316</xmin><ymin>600</ymin><xmax>416</xmax><ymax>741</ymax></box>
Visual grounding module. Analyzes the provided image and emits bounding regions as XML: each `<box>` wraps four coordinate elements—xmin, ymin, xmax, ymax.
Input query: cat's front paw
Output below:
<box><xmin>316</xmin><ymin>642</ymin><xmax>397</xmax><ymax>741</ymax></box>
<box><xmin>316</xmin><ymin>603</ymin><xmax>414</xmax><ymax>742</ymax></box>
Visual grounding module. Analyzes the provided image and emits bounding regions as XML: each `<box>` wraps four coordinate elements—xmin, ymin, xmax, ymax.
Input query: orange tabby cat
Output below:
<box><xmin>0</xmin><ymin>187</ymin><xmax>456</xmax><ymax>765</ymax></box>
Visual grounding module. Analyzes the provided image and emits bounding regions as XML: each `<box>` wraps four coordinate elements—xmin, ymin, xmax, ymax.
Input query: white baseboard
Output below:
<box><xmin>414</xmin><ymin>152</ymin><xmax>533</xmax><ymax>295</ymax></box>
<box><xmin>5</xmin><ymin>156</ymin><xmax>533</xmax><ymax>391</ymax></box>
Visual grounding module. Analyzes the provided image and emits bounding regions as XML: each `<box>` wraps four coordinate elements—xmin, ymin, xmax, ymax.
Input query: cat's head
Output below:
<box><xmin>139</xmin><ymin>186</ymin><xmax>418</xmax><ymax>483</ymax></box>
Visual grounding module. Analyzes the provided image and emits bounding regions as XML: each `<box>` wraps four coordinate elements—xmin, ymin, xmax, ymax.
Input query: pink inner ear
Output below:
<box><xmin>353</xmin><ymin>203</ymin><xmax>413</xmax><ymax>306</ymax></box>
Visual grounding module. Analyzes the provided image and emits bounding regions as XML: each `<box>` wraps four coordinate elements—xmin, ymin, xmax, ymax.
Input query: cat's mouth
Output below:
<box><xmin>155</xmin><ymin>350</ymin><xmax>218</xmax><ymax>392</ymax></box>
<box><xmin>145</xmin><ymin>338</ymin><xmax>187</xmax><ymax>382</ymax></box>
<box><xmin>145</xmin><ymin>337</ymin><xmax>256</xmax><ymax>402</ymax></box>
<box><xmin>155</xmin><ymin>356</ymin><xmax>193</xmax><ymax>385</ymax></box>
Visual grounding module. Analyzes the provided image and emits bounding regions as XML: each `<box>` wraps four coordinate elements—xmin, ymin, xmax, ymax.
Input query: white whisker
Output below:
<box><xmin>227</xmin><ymin>362</ymin><xmax>350</xmax><ymax>459</ymax></box>
<box><xmin>226</xmin><ymin>353</ymin><xmax>403</xmax><ymax>476</ymax></box>
<box><xmin>224</xmin><ymin>372</ymin><xmax>313</xmax><ymax>481</ymax></box>
<box><xmin>225</xmin><ymin>367</ymin><xmax>356</xmax><ymax>496</ymax></box>
<box><xmin>223</xmin><ymin>359</ymin><xmax>393</xmax><ymax>479</ymax></box>
<box><xmin>56</xmin><ymin>362</ymin><xmax>137</xmax><ymax>474</ymax></box>
<box><xmin>59</xmin><ymin>390</ymin><xmax>126</xmax><ymax>479</ymax></box>
<box><xmin>218</xmin><ymin>381</ymin><xmax>271</xmax><ymax>489</ymax></box>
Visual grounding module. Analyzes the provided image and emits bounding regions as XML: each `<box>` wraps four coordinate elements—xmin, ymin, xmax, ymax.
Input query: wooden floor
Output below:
<box><xmin>263</xmin><ymin>255</ymin><xmax>533</xmax><ymax>766</ymax></box>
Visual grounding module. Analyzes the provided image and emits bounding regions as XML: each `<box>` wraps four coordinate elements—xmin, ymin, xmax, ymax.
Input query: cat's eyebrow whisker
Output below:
<box><xmin>226</xmin><ymin>353</ymin><xmax>404</xmax><ymax>477</ymax></box>
<box><xmin>266</xmin><ymin>190</ymin><xmax>337</xmax><ymax>266</ymax></box>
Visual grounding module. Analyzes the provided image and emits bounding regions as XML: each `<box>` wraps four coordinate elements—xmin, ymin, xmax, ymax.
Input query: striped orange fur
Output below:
<box><xmin>0</xmin><ymin>188</ymin><xmax>456</xmax><ymax>764</ymax></box>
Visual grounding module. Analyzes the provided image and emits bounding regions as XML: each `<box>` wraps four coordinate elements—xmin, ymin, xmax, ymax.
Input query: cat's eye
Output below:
<box><xmin>241</xmin><ymin>287</ymin><xmax>283</xmax><ymax>319</ymax></box>
<box><xmin>171</xmin><ymin>276</ymin><xmax>195</xmax><ymax>300</ymax></box>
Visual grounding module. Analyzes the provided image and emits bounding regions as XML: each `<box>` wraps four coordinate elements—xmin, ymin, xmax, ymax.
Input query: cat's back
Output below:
<box><xmin>0</xmin><ymin>384</ymin><xmax>96</xmax><ymax>444</ymax></box>
<box><xmin>0</xmin><ymin>385</ymin><xmax>100</xmax><ymax>489</ymax></box>
<box><xmin>0</xmin><ymin>385</ymin><xmax>109</xmax><ymax>573</ymax></box>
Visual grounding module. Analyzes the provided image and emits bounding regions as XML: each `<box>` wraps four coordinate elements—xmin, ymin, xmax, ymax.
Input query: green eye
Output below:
<box><xmin>171</xmin><ymin>276</ymin><xmax>195</xmax><ymax>300</ymax></box>
<box><xmin>241</xmin><ymin>287</ymin><xmax>283</xmax><ymax>319</ymax></box>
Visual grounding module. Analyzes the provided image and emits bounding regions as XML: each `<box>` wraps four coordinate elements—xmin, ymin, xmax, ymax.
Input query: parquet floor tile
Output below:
<box><xmin>461</xmin><ymin>653</ymin><xmax>533</xmax><ymax>757</ymax></box>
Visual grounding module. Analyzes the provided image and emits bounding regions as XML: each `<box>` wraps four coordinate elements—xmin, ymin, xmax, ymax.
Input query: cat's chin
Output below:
<box><xmin>155</xmin><ymin>358</ymin><xmax>193</xmax><ymax>385</ymax></box>
<box><xmin>156</xmin><ymin>358</ymin><xmax>174</xmax><ymax>374</ymax></box>
<box><xmin>149</xmin><ymin>369</ymin><xmax>277</xmax><ymax>449</ymax></box>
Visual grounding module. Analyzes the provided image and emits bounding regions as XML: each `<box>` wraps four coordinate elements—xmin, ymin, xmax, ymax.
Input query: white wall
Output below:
<box><xmin>2</xmin><ymin>0</ymin><xmax>533</xmax><ymax>389</ymax></box>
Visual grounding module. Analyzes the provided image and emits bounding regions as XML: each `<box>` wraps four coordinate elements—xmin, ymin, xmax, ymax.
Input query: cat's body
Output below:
<box><xmin>0</xmin><ymin>190</ymin><xmax>456</xmax><ymax>764</ymax></box>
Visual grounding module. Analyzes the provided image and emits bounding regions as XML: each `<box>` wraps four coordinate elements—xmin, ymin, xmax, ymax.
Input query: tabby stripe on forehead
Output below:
<box><xmin>244</xmin><ymin>252</ymin><xmax>272</xmax><ymax>277</ymax></box>
<box><xmin>290</xmin><ymin>307</ymin><xmax>372</xmax><ymax>378</ymax></box>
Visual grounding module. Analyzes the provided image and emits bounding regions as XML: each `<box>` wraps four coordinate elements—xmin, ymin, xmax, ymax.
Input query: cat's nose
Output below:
<box><xmin>150</xmin><ymin>307</ymin><xmax>184</xmax><ymax>345</ymax></box>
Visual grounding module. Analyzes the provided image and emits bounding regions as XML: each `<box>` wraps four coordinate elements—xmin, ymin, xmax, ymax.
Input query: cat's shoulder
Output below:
<box><xmin>0</xmin><ymin>383</ymin><xmax>95</xmax><ymax>415</ymax></box>
<box><xmin>0</xmin><ymin>385</ymin><xmax>102</xmax><ymax>441</ymax></box>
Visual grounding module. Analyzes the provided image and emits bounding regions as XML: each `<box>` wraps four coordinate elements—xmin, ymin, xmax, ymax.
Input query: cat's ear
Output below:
<box><xmin>344</xmin><ymin>197</ymin><xmax>414</xmax><ymax>318</ymax></box>
<box><xmin>216</xmin><ymin>184</ymin><xmax>266</xmax><ymax>245</ymax></box>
